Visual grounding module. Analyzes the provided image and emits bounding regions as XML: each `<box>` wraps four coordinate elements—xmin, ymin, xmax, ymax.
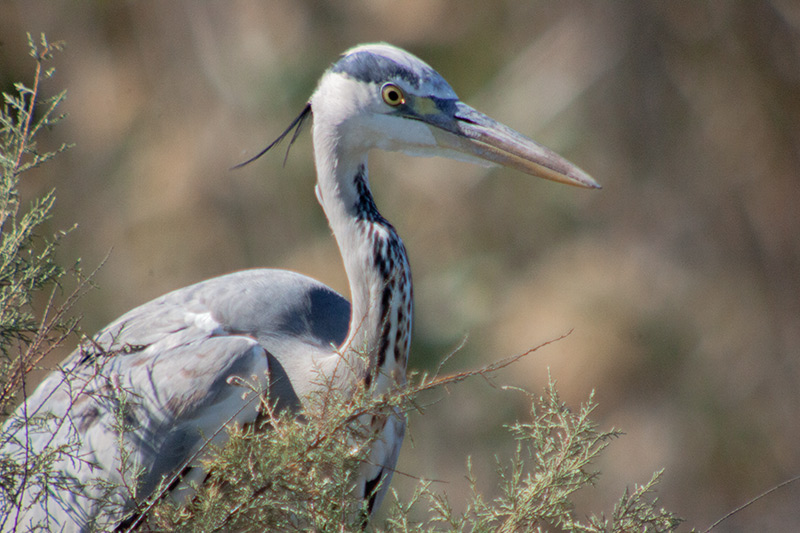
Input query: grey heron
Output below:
<box><xmin>0</xmin><ymin>43</ymin><xmax>599</xmax><ymax>531</ymax></box>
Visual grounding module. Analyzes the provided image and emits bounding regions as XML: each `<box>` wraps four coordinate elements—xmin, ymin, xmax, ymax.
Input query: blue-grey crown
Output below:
<box><xmin>331</xmin><ymin>44</ymin><xmax>456</xmax><ymax>97</ymax></box>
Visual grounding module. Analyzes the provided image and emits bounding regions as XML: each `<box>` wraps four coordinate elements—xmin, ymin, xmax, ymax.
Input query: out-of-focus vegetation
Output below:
<box><xmin>1</xmin><ymin>2</ymin><xmax>799</xmax><ymax>530</ymax></box>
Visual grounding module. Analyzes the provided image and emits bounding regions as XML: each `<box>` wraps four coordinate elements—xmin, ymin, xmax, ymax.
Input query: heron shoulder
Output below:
<box><xmin>81</xmin><ymin>269</ymin><xmax>349</xmax><ymax>357</ymax></box>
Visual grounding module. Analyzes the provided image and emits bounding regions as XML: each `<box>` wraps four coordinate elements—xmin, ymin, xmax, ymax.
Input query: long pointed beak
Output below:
<box><xmin>426</xmin><ymin>101</ymin><xmax>600</xmax><ymax>189</ymax></box>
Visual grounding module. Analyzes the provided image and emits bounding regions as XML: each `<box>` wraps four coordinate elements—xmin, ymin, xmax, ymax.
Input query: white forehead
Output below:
<box><xmin>329</xmin><ymin>43</ymin><xmax>458</xmax><ymax>99</ymax></box>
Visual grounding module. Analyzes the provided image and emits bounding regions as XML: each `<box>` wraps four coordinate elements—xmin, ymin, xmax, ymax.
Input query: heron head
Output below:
<box><xmin>309</xmin><ymin>43</ymin><xmax>599</xmax><ymax>189</ymax></box>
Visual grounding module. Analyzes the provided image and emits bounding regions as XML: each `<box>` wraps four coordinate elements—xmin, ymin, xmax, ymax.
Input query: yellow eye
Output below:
<box><xmin>381</xmin><ymin>83</ymin><xmax>405</xmax><ymax>106</ymax></box>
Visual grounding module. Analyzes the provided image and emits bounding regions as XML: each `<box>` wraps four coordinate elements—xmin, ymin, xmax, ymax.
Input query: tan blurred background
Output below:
<box><xmin>3</xmin><ymin>1</ymin><xmax>800</xmax><ymax>530</ymax></box>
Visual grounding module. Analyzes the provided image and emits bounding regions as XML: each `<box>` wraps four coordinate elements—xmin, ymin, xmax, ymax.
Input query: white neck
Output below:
<box><xmin>312</xmin><ymin>119</ymin><xmax>412</xmax><ymax>391</ymax></box>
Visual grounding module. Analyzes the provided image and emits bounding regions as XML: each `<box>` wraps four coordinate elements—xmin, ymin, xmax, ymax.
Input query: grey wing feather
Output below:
<box><xmin>0</xmin><ymin>268</ymin><xmax>351</xmax><ymax>533</ymax></box>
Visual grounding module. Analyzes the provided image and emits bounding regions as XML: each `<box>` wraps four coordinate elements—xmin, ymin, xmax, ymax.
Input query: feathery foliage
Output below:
<box><xmin>381</xmin><ymin>378</ymin><xmax>683</xmax><ymax>532</ymax></box>
<box><xmin>0</xmin><ymin>33</ymin><xmax>79</xmax><ymax>413</ymax></box>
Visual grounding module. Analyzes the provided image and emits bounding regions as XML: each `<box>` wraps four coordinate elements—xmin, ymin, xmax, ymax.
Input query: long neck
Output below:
<box><xmin>312</xmin><ymin>131</ymin><xmax>412</xmax><ymax>392</ymax></box>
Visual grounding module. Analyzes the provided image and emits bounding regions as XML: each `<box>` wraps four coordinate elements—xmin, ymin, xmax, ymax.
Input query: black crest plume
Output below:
<box><xmin>233</xmin><ymin>103</ymin><xmax>312</xmax><ymax>169</ymax></box>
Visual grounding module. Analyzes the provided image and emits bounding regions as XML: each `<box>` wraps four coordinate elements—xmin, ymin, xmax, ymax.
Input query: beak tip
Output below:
<box><xmin>569</xmin><ymin>171</ymin><xmax>602</xmax><ymax>190</ymax></box>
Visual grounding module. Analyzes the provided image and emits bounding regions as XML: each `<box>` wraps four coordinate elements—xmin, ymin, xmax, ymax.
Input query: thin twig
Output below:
<box><xmin>704</xmin><ymin>475</ymin><xmax>800</xmax><ymax>532</ymax></box>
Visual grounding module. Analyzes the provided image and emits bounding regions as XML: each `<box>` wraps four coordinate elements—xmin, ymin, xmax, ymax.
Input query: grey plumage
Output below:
<box><xmin>2</xmin><ymin>270</ymin><xmax>353</xmax><ymax>531</ymax></box>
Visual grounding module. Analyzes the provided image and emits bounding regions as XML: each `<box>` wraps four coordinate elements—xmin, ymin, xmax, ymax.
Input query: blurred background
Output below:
<box><xmin>2</xmin><ymin>1</ymin><xmax>800</xmax><ymax>530</ymax></box>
